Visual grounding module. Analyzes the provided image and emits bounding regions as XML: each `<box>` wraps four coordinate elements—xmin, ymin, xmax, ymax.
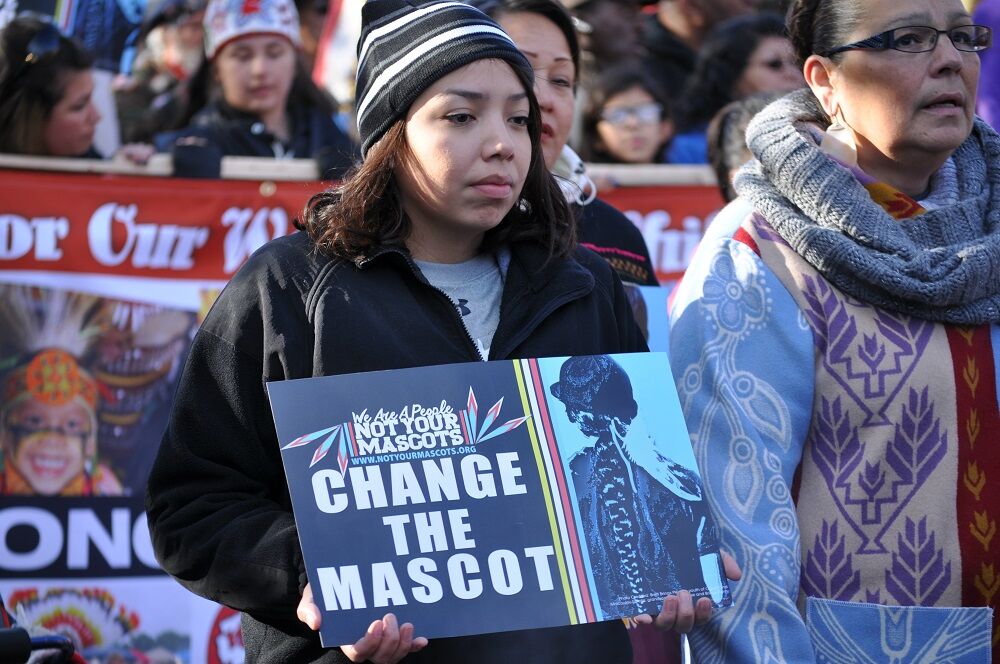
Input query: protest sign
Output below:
<box><xmin>269</xmin><ymin>352</ymin><xmax>730</xmax><ymax>646</ymax></box>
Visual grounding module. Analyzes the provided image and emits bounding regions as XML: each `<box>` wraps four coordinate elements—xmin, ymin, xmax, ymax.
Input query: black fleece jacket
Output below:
<box><xmin>641</xmin><ymin>14</ymin><xmax>696</xmax><ymax>97</ymax></box>
<box><xmin>576</xmin><ymin>198</ymin><xmax>659</xmax><ymax>287</ymax></box>
<box><xmin>146</xmin><ymin>232</ymin><xmax>646</xmax><ymax>663</ymax></box>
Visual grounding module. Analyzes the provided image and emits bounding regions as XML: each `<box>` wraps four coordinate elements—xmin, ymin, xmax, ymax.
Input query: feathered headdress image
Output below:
<box><xmin>8</xmin><ymin>587</ymin><xmax>139</xmax><ymax>654</ymax></box>
<box><xmin>0</xmin><ymin>285</ymin><xmax>120</xmax><ymax>495</ymax></box>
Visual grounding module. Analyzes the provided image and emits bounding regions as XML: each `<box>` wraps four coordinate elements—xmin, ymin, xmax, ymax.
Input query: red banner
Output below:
<box><xmin>0</xmin><ymin>171</ymin><xmax>320</xmax><ymax>282</ymax></box>
<box><xmin>0</xmin><ymin>170</ymin><xmax>724</xmax><ymax>289</ymax></box>
<box><xmin>600</xmin><ymin>185</ymin><xmax>725</xmax><ymax>285</ymax></box>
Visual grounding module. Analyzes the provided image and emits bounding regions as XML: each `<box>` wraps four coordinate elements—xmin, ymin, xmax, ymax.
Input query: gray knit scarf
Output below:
<box><xmin>735</xmin><ymin>88</ymin><xmax>1000</xmax><ymax>325</ymax></box>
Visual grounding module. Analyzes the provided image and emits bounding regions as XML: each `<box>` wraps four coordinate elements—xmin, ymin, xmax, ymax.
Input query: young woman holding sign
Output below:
<box><xmin>145</xmin><ymin>2</ymin><xmax>738</xmax><ymax>662</ymax></box>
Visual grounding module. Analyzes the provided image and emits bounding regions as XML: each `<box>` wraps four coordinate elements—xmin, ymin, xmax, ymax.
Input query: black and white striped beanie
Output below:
<box><xmin>355</xmin><ymin>0</ymin><xmax>533</xmax><ymax>157</ymax></box>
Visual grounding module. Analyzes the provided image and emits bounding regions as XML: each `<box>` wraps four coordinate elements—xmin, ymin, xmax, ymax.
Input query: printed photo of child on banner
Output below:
<box><xmin>0</xmin><ymin>284</ymin><xmax>197</xmax><ymax>497</ymax></box>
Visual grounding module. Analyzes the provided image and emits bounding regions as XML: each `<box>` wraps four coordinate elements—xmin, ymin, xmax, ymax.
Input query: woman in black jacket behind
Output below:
<box><xmin>145</xmin><ymin>1</ymin><xmax>732</xmax><ymax>662</ymax></box>
<box><xmin>155</xmin><ymin>0</ymin><xmax>356</xmax><ymax>178</ymax></box>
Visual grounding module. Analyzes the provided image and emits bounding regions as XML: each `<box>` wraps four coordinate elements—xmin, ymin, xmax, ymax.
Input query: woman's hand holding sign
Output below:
<box><xmin>299</xmin><ymin>552</ymin><xmax>739</xmax><ymax>657</ymax></box>
<box><xmin>298</xmin><ymin>583</ymin><xmax>429</xmax><ymax>663</ymax></box>
<box><xmin>636</xmin><ymin>551</ymin><xmax>742</xmax><ymax>633</ymax></box>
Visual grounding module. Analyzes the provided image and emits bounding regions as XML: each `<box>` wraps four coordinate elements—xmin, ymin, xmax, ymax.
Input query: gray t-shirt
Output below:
<box><xmin>415</xmin><ymin>253</ymin><xmax>503</xmax><ymax>360</ymax></box>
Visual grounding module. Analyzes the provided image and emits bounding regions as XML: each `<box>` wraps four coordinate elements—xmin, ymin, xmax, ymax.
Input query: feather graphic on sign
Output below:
<box><xmin>336</xmin><ymin>426</ymin><xmax>351</xmax><ymax>474</ymax></box>
<box><xmin>476</xmin><ymin>415</ymin><xmax>530</xmax><ymax>444</ymax></box>
<box><xmin>310</xmin><ymin>426</ymin><xmax>344</xmax><ymax>468</ymax></box>
<box><xmin>281</xmin><ymin>424</ymin><xmax>345</xmax><ymax>468</ymax></box>
<box><xmin>478</xmin><ymin>398</ymin><xmax>504</xmax><ymax>440</ymax></box>
<box><xmin>463</xmin><ymin>389</ymin><xmax>531</xmax><ymax>444</ymax></box>
<box><xmin>282</xmin><ymin>425</ymin><xmax>340</xmax><ymax>449</ymax></box>
<box><xmin>467</xmin><ymin>387</ymin><xmax>479</xmax><ymax>438</ymax></box>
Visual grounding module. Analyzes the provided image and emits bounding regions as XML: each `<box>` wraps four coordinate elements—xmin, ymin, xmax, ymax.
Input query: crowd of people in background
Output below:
<box><xmin>2</xmin><ymin>0</ymin><xmax>996</xmax><ymax>184</ymax></box>
<box><xmin>0</xmin><ymin>0</ymin><xmax>823</xmax><ymax>188</ymax></box>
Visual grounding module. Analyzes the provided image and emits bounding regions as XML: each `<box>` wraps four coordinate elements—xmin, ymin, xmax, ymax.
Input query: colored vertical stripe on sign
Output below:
<box><xmin>513</xmin><ymin>359</ymin><xmax>579</xmax><ymax>624</ymax></box>
<box><xmin>525</xmin><ymin>359</ymin><xmax>597</xmax><ymax>623</ymax></box>
<box><xmin>945</xmin><ymin>325</ymin><xmax>1000</xmax><ymax>655</ymax></box>
<box><xmin>459</xmin><ymin>410</ymin><xmax>471</xmax><ymax>445</ymax></box>
<box><xmin>347</xmin><ymin>421</ymin><xmax>358</xmax><ymax>457</ymax></box>
<box><xmin>523</xmin><ymin>359</ymin><xmax>587</xmax><ymax>621</ymax></box>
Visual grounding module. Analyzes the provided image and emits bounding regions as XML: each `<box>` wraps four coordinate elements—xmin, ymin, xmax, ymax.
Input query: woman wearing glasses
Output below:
<box><xmin>670</xmin><ymin>12</ymin><xmax>804</xmax><ymax>164</ymax></box>
<box><xmin>0</xmin><ymin>16</ymin><xmax>102</xmax><ymax>157</ymax></box>
<box><xmin>670</xmin><ymin>0</ymin><xmax>999</xmax><ymax>660</ymax></box>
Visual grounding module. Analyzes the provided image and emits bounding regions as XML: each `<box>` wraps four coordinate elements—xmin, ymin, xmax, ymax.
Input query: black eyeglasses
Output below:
<box><xmin>823</xmin><ymin>25</ymin><xmax>993</xmax><ymax>56</ymax></box>
<box><xmin>754</xmin><ymin>57</ymin><xmax>798</xmax><ymax>71</ymax></box>
<box><xmin>600</xmin><ymin>102</ymin><xmax>663</xmax><ymax>126</ymax></box>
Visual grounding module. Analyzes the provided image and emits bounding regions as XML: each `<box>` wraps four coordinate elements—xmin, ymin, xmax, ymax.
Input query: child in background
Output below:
<box><xmin>581</xmin><ymin>65</ymin><xmax>674</xmax><ymax>164</ymax></box>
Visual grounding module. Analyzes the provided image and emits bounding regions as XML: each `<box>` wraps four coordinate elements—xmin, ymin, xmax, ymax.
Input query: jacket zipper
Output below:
<box><xmin>361</xmin><ymin>247</ymin><xmax>592</xmax><ymax>362</ymax></box>
<box><xmin>389</xmin><ymin>251</ymin><xmax>486</xmax><ymax>361</ymax></box>
<box><xmin>430</xmin><ymin>284</ymin><xmax>486</xmax><ymax>361</ymax></box>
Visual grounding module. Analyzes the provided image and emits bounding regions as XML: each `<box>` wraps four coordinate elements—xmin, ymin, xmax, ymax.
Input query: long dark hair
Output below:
<box><xmin>786</xmin><ymin>0</ymin><xmax>863</xmax><ymax>65</ymax></box>
<box><xmin>299</xmin><ymin>60</ymin><xmax>576</xmax><ymax>263</ymax></box>
<box><xmin>0</xmin><ymin>16</ymin><xmax>94</xmax><ymax>154</ymax></box>
<box><xmin>677</xmin><ymin>12</ymin><xmax>789</xmax><ymax>131</ymax></box>
<box><xmin>171</xmin><ymin>50</ymin><xmax>335</xmax><ymax>129</ymax></box>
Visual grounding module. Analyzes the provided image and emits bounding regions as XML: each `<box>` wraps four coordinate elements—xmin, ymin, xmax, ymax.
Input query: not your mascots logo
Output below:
<box><xmin>282</xmin><ymin>387</ymin><xmax>529</xmax><ymax>471</ymax></box>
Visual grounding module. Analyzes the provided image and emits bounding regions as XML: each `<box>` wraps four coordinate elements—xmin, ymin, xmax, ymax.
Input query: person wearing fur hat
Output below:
<box><xmin>146</xmin><ymin>1</ymin><xmax>737</xmax><ymax>661</ymax></box>
<box><xmin>154</xmin><ymin>0</ymin><xmax>357</xmax><ymax>178</ymax></box>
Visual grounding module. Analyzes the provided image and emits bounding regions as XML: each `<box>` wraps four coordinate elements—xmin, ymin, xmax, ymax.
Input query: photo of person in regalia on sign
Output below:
<box><xmin>549</xmin><ymin>355</ymin><xmax>723</xmax><ymax>616</ymax></box>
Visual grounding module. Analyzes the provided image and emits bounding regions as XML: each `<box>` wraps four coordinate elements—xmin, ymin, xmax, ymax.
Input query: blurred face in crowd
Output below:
<box><xmin>690</xmin><ymin>0</ymin><xmax>754</xmax><ymax>31</ymax></box>
<box><xmin>596</xmin><ymin>85</ymin><xmax>673</xmax><ymax>163</ymax></box>
<box><xmin>807</xmin><ymin>0</ymin><xmax>980</xmax><ymax>189</ymax></box>
<box><xmin>42</xmin><ymin>69</ymin><xmax>100</xmax><ymax>156</ymax></box>
<box><xmin>3</xmin><ymin>399</ymin><xmax>92</xmax><ymax>495</ymax></box>
<box><xmin>736</xmin><ymin>36</ymin><xmax>804</xmax><ymax>97</ymax></box>
<box><xmin>164</xmin><ymin>11</ymin><xmax>205</xmax><ymax>78</ymax></box>
<box><xmin>495</xmin><ymin>11</ymin><xmax>575</xmax><ymax>169</ymax></box>
<box><xmin>215</xmin><ymin>34</ymin><xmax>296</xmax><ymax>122</ymax></box>
<box><xmin>297</xmin><ymin>0</ymin><xmax>327</xmax><ymax>65</ymax></box>
<box><xmin>395</xmin><ymin>59</ymin><xmax>532</xmax><ymax>263</ymax></box>
<box><xmin>176</xmin><ymin>10</ymin><xmax>206</xmax><ymax>51</ymax></box>
<box><xmin>576</xmin><ymin>0</ymin><xmax>646</xmax><ymax>63</ymax></box>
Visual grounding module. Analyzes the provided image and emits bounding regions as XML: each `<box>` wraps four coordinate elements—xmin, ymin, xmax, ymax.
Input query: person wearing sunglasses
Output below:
<box><xmin>670</xmin><ymin>12</ymin><xmax>804</xmax><ymax>164</ymax></box>
<box><xmin>580</xmin><ymin>65</ymin><xmax>675</xmax><ymax>165</ymax></box>
<box><xmin>670</xmin><ymin>0</ymin><xmax>1000</xmax><ymax>661</ymax></box>
<box><xmin>0</xmin><ymin>16</ymin><xmax>102</xmax><ymax>157</ymax></box>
